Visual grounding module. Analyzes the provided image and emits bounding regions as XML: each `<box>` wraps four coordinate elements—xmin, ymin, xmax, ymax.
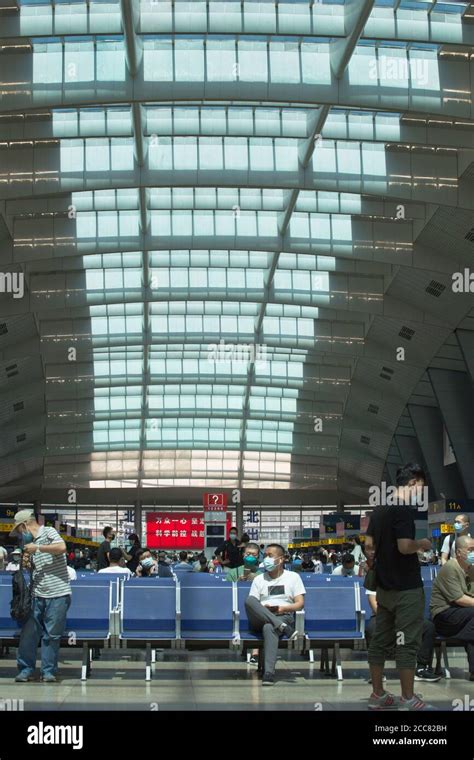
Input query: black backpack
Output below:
<box><xmin>10</xmin><ymin>559</ymin><xmax>32</xmax><ymax>623</ymax></box>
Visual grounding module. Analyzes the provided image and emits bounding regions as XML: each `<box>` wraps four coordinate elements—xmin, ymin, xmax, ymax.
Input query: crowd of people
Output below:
<box><xmin>1</xmin><ymin>466</ymin><xmax>473</xmax><ymax>706</ymax></box>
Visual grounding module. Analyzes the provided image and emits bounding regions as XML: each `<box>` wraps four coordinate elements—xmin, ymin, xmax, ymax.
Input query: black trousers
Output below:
<box><xmin>433</xmin><ymin>606</ymin><xmax>474</xmax><ymax>673</ymax></box>
<box><xmin>366</xmin><ymin>615</ymin><xmax>436</xmax><ymax>668</ymax></box>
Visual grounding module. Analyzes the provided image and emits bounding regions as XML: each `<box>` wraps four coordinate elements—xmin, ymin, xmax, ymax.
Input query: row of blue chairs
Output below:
<box><xmin>0</xmin><ymin>572</ymin><xmax>363</xmax><ymax>680</ymax></box>
<box><xmin>0</xmin><ymin>571</ymin><xmax>461</xmax><ymax>682</ymax></box>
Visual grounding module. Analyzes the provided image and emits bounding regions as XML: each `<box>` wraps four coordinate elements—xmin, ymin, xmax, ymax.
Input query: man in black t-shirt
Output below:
<box><xmin>365</xmin><ymin>463</ymin><xmax>433</xmax><ymax>711</ymax></box>
<box><xmin>215</xmin><ymin>527</ymin><xmax>244</xmax><ymax>570</ymax></box>
<box><xmin>97</xmin><ymin>526</ymin><xmax>115</xmax><ymax>570</ymax></box>
<box><xmin>124</xmin><ymin>533</ymin><xmax>142</xmax><ymax>573</ymax></box>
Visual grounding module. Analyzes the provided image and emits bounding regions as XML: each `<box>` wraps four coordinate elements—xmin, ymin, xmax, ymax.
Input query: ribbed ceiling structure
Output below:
<box><xmin>0</xmin><ymin>0</ymin><xmax>473</xmax><ymax>504</ymax></box>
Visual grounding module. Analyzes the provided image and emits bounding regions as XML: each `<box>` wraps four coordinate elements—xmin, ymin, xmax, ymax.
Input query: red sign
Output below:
<box><xmin>203</xmin><ymin>493</ymin><xmax>227</xmax><ymax>509</ymax></box>
<box><xmin>146</xmin><ymin>512</ymin><xmax>232</xmax><ymax>549</ymax></box>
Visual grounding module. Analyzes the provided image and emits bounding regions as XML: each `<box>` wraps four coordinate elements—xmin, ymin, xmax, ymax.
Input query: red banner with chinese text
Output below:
<box><xmin>146</xmin><ymin>512</ymin><xmax>232</xmax><ymax>549</ymax></box>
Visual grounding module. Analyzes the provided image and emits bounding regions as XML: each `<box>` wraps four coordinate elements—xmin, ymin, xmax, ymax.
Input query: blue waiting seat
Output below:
<box><xmin>300</xmin><ymin>574</ymin><xmax>358</xmax><ymax>585</ymax></box>
<box><xmin>179</xmin><ymin>574</ymin><xmax>235</xmax><ymax>645</ymax></box>
<box><xmin>120</xmin><ymin>578</ymin><xmax>177</xmax><ymax>680</ymax></box>
<box><xmin>0</xmin><ymin>584</ymin><xmax>23</xmax><ymax>644</ymax></box>
<box><xmin>66</xmin><ymin>579</ymin><xmax>112</xmax><ymax>680</ymax></box>
<box><xmin>420</xmin><ymin>566</ymin><xmax>434</xmax><ymax>583</ymax></box>
<box><xmin>302</xmin><ymin>582</ymin><xmax>364</xmax><ymax>680</ymax></box>
<box><xmin>73</xmin><ymin>573</ymin><xmax>121</xmax><ymax>611</ymax></box>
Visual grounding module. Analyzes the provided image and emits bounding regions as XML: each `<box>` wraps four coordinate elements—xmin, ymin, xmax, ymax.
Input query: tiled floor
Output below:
<box><xmin>1</xmin><ymin>648</ymin><xmax>472</xmax><ymax>711</ymax></box>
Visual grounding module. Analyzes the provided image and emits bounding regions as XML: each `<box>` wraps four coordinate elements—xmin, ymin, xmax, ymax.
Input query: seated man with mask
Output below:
<box><xmin>226</xmin><ymin>541</ymin><xmax>263</xmax><ymax>665</ymax></box>
<box><xmin>245</xmin><ymin>543</ymin><xmax>305</xmax><ymax>685</ymax></box>
<box><xmin>135</xmin><ymin>548</ymin><xmax>158</xmax><ymax>577</ymax></box>
<box><xmin>332</xmin><ymin>553</ymin><xmax>357</xmax><ymax>576</ymax></box>
<box><xmin>430</xmin><ymin>535</ymin><xmax>474</xmax><ymax>682</ymax></box>
<box><xmin>225</xmin><ymin>542</ymin><xmax>262</xmax><ymax>582</ymax></box>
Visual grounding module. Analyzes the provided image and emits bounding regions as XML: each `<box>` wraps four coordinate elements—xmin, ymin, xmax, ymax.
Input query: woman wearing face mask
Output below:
<box><xmin>430</xmin><ymin>535</ymin><xmax>474</xmax><ymax>682</ymax></box>
<box><xmin>440</xmin><ymin>514</ymin><xmax>471</xmax><ymax>565</ymax></box>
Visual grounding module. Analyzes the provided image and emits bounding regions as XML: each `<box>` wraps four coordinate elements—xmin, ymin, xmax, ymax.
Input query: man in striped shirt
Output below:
<box><xmin>10</xmin><ymin>509</ymin><xmax>71</xmax><ymax>683</ymax></box>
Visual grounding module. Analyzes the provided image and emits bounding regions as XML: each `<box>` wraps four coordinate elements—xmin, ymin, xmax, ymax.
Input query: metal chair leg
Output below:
<box><xmin>145</xmin><ymin>643</ymin><xmax>152</xmax><ymax>681</ymax></box>
<box><xmin>334</xmin><ymin>643</ymin><xmax>343</xmax><ymax>680</ymax></box>
<box><xmin>81</xmin><ymin>643</ymin><xmax>89</xmax><ymax>681</ymax></box>
<box><xmin>441</xmin><ymin>641</ymin><xmax>451</xmax><ymax>679</ymax></box>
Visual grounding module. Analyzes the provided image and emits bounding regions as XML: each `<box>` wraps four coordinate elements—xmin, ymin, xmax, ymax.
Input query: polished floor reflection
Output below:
<box><xmin>0</xmin><ymin>648</ymin><xmax>471</xmax><ymax>711</ymax></box>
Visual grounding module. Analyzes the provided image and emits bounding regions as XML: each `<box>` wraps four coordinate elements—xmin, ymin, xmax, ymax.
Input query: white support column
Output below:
<box><xmin>330</xmin><ymin>0</ymin><xmax>376</xmax><ymax>79</ymax></box>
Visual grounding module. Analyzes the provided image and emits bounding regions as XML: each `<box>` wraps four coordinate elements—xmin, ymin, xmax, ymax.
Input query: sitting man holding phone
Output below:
<box><xmin>225</xmin><ymin>542</ymin><xmax>262</xmax><ymax>583</ymax></box>
<box><xmin>245</xmin><ymin>543</ymin><xmax>305</xmax><ymax>686</ymax></box>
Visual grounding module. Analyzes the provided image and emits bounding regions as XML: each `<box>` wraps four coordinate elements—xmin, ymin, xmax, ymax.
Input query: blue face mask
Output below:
<box><xmin>141</xmin><ymin>557</ymin><xmax>154</xmax><ymax>569</ymax></box>
<box><xmin>244</xmin><ymin>555</ymin><xmax>258</xmax><ymax>566</ymax></box>
<box><xmin>21</xmin><ymin>530</ymin><xmax>33</xmax><ymax>545</ymax></box>
<box><xmin>453</xmin><ymin>523</ymin><xmax>463</xmax><ymax>532</ymax></box>
<box><xmin>263</xmin><ymin>556</ymin><xmax>279</xmax><ymax>572</ymax></box>
<box><xmin>466</xmin><ymin>552</ymin><xmax>474</xmax><ymax>566</ymax></box>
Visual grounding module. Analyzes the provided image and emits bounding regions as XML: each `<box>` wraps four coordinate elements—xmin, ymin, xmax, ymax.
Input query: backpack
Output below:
<box><xmin>10</xmin><ymin>560</ymin><xmax>32</xmax><ymax>623</ymax></box>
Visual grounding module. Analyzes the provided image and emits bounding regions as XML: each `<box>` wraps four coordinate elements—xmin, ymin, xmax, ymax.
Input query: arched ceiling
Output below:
<box><xmin>0</xmin><ymin>0</ymin><xmax>473</xmax><ymax>504</ymax></box>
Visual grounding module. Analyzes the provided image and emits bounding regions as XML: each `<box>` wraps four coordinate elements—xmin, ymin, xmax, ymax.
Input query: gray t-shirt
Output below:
<box><xmin>31</xmin><ymin>526</ymin><xmax>71</xmax><ymax>599</ymax></box>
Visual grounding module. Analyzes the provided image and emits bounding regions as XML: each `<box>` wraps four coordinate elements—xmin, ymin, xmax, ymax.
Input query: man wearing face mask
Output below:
<box><xmin>225</xmin><ymin>542</ymin><xmax>263</xmax><ymax>583</ymax></box>
<box><xmin>245</xmin><ymin>543</ymin><xmax>305</xmax><ymax>685</ymax></box>
<box><xmin>6</xmin><ymin>548</ymin><xmax>22</xmax><ymax>572</ymax></box>
<box><xmin>215</xmin><ymin>527</ymin><xmax>244</xmax><ymax>570</ymax></box>
<box><xmin>364</xmin><ymin>463</ymin><xmax>434</xmax><ymax>710</ymax></box>
<box><xmin>332</xmin><ymin>554</ymin><xmax>357</xmax><ymax>577</ymax></box>
<box><xmin>9</xmin><ymin>509</ymin><xmax>71</xmax><ymax>683</ymax></box>
<box><xmin>135</xmin><ymin>549</ymin><xmax>158</xmax><ymax>577</ymax></box>
<box><xmin>430</xmin><ymin>535</ymin><xmax>474</xmax><ymax>681</ymax></box>
<box><xmin>441</xmin><ymin>514</ymin><xmax>470</xmax><ymax>565</ymax></box>
<box><xmin>97</xmin><ymin>526</ymin><xmax>115</xmax><ymax>571</ymax></box>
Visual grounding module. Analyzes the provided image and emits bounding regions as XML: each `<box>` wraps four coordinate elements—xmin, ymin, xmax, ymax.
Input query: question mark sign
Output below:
<box><xmin>212</xmin><ymin>494</ymin><xmax>219</xmax><ymax>505</ymax></box>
